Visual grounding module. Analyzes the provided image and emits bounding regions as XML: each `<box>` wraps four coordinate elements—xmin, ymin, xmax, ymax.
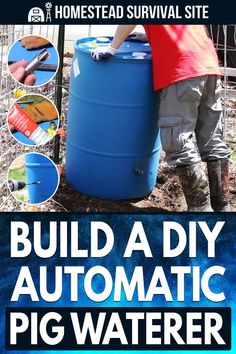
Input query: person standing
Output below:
<box><xmin>92</xmin><ymin>25</ymin><xmax>230</xmax><ymax>211</ymax></box>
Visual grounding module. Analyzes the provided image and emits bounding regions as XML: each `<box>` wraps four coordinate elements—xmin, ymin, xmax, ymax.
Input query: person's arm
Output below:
<box><xmin>92</xmin><ymin>25</ymin><xmax>137</xmax><ymax>61</ymax></box>
<box><xmin>111</xmin><ymin>25</ymin><xmax>137</xmax><ymax>49</ymax></box>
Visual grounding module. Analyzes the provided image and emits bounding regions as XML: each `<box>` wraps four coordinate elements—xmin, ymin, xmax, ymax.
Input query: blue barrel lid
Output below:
<box><xmin>75</xmin><ymin>37</ymin><xmax>152</xmax><ymax>60</ymax></box>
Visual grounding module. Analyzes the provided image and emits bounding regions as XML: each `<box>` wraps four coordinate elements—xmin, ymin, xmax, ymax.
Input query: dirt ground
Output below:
<box><xmin>54</xmin><ymin>155</ymin><xmax>236</xmax><ymax>212</ymax></box>
<box><xmin>54</xmin><ymin>158</ymin><xmax>186</xmax><ymax>212</ymax></box>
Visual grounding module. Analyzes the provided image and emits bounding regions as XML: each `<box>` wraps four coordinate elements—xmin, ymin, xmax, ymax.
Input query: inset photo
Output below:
<box><xmin>7</xmin><ymin>35</ymin><xmax>59</xmax><ymax>87</ymax></box>
<box><xmin>8</xmin><ymin>94</ymin><xmax>59</xmax><ymax>146</ymax></box>
<box><xmin>7</xmin><ymin>153</ymin><xmax>59</xmax><ymax>205</ymax></box>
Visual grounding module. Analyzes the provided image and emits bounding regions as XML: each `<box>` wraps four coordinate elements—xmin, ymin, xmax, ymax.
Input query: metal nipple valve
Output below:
<box><xmin>24</xmin><ymin>48</ymin><xmax>50</xmax><ymax>75</ymax></box>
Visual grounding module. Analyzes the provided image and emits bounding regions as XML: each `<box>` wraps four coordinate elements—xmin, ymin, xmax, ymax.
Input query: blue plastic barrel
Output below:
<box><xmin>25</xmin><ymin>153</ymin><xmax>59</xmax><ymax>204</ymax></box>
<box><xmin>66</xmin><ymin>37</ymin><xmax>161</xmax><ymax>199</ymax></box>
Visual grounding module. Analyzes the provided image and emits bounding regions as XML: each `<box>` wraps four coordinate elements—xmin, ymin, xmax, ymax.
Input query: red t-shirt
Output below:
<box><xmin>143</xmin><ymin>25</ymin><xmax>221</xmax><ymax>91</ymax></box>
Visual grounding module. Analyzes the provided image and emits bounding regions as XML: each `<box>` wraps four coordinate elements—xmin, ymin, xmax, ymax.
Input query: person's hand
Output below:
<box><xmin>20</xmin><ymin>36</ymin><xmax>50</xmax><ymax>49</ymax></box>
<box><xmin>127</xmin><ymin>32</ymin><xmax>147</xmax><ymax>43</ymax></box>
<box><xmin>9</xmin><ymin>61</ymin><xmax>36</xmax><ymax>86</ymax></box>
<box><xmin>91</xmin><ymin>46</ymin><xmax>117</xmax><ymax>61</ymax></box>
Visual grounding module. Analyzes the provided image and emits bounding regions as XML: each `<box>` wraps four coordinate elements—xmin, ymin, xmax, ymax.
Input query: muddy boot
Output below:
<box><xmin>176</xmin><ymin>162</ymin><xmax>211</xmax><ymax>211</ymax></box>
<box><xmin>207</xmin><ymin>158</ymin><xmax>230</xmax><ymax>212</ymax></box>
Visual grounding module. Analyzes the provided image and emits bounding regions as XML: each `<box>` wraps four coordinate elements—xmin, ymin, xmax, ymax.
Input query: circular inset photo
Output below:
<box><xmin>8</xmin><ymin>35</ymin><xmax>59</xmax><ymax>87</ymax></box>
<box><xmin>8</xmin><ymin>94</ymin><xmax>59</xmax><ymax>146</ymax></box>
<box><xmin>7</xmin><ymin>153</ymin><xmax>59</xmax><ymax>205</ymax></box>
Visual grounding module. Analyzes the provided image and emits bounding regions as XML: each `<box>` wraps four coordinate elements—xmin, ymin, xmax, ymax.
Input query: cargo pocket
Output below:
<box><xmin>176</xmin><ymin>78</ymin><xmax>204</xmax><ymax>102</ymax></box>
<box><xmin>158</xmin><ymin>116</ymin><xmax>184</xmax><ymax>153</ymax></box>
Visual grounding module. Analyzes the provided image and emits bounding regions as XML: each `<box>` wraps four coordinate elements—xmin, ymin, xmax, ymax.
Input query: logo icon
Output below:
<box><xmin>45</xmin><ymin>2</ymin><xmax>52</xmax><ymax>22</ymax></box>
<box><xmin>28</xmin><ymin>7</ymin><xmax>45</xmax><ymax>22</ymax></box>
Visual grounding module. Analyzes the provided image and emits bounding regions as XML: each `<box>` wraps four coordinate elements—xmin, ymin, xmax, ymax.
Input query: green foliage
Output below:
<box><xmin>8</xmin><ymin>167</ymin><xmax>29</xmax><ymax>203</ymax></box>
<box><xmin>8</xmin><ymin>167</ymin><xmax>26</xmax><ymax>182</ymax></box>
<box><xmin>231</xmin><ymin>153</ymin><xmax>236</xmax><ymax>167</ymax></box>
<box><xmin>13</xmin><ymin>191</ymin><xmax>29</xmax><ymax>203</ymax></box>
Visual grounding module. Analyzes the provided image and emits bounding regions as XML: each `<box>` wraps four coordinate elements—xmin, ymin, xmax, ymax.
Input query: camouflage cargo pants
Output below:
<box><xmin>157</xmin><ymin>75</ymin><xmax>229</xmax><ymax>166</ymax></box>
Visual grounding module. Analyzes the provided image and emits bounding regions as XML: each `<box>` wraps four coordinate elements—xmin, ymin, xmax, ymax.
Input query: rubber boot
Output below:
<box><xmin>207</xmin><ymin>158</ymin><xmax>230</xmax><ymax>212</ymax></box>
<box><xmin>176</xmin><ymin>162</ymin><xmax>211</xmax><ymax>212</ymax></box>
